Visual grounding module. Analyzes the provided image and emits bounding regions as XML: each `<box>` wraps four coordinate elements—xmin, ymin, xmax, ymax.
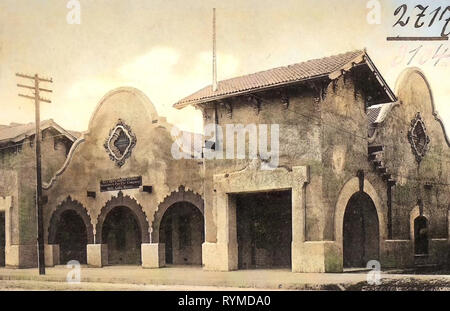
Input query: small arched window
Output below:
<box><xmin>414</xmin><ymin>216</ymin><xmax>428</xmax><ymax>255</ymax></box>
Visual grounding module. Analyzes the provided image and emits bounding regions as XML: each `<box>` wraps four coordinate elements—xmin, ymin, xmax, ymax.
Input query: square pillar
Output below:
<box><xmin>291</xmin><ymin>167</ymin><xmax>307</xmax><ymax>272</ymax></box>
<box><xmin>5</xmin><ymin>244</ymin><xmax>36</xmax><ymax>268</ymax></box>
<box><xmin>141</xmin><ymin>243</ymin><xmax>165</xmax><ymax>268</ymax></box>
<box><xmin>291</xmin><ymin>182</ymin><xmax>308</xmax><ymax>272</ymax></box>
<box><xmin>203</xmin><ymin>193</ymin><xmax>238</xmax><ymax>271</ymax></box>
<box><xmin>291</xmin><ymin>184</ymin><xmax>305</xmax><ymax>244</ymax></box>
<box><xmin>87</xmin><ymin>244</ymin><xmax>107</xmax><ymax>267</ymax></box>
<box><xmin>44</xmin><ymin>244</ymin><xmax>60</xmax><ymax>267</ymax></box>
<box><xmin>290</xmin><ymin>166</ymin><xmax>342</xmax><ymax>272</ymax></box>
<box><xmin>5</xmin><ymin>245</ymin><xmax>20</xmax><ymax>268</ymax></box>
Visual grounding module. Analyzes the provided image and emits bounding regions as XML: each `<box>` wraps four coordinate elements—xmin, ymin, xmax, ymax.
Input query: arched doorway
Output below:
<box><xmin>159</xmin><ymin>202</ymin><xmax>204</xmax><ymax>265</ymax></box>
<box><xmin>102</xmin><ymin>206</ymin><xmax>142</xmax><ymax>265</ymax></box>
<box><xmin>55</xmin><ymin>210</ymin><xmax>88</xmax><ymax>264</ymax></box>
<box><xmin>343</xmin><ymin>192</ymin><xmax>379</xmax><ymax>268</ymax></box>
<box><xmin>414</xmin><ymin>216</ymin><xmax>428</xmax><ymax>255</ymax></box>
<box><xmin>48</xmin><ymin>197</ymin><xmax>94</xmax><ymax>265</ymax></box>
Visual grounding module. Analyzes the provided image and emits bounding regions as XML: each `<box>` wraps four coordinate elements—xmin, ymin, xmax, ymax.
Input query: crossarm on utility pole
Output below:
<box><xmin>18</xmin><ymin>94</ymin><xmax>51</xmax><ymax>103</ymax></box>
<box><xmin>16</xmin><ymin>73</ymin><xmax>53</xmax><ymax>83</ymax></box>
<box><xmin>16</xmin><ymin>72</ymin><xmax>53</xmax><ymax>275</ymax></box>
<box><xmin>17</xmin><ymin>84</ymin><xmax>53</xmax><ymax>93</ymax></box>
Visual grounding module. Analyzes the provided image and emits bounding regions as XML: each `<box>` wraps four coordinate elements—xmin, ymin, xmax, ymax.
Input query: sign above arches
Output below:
<box><xmin>100</xmin><ymin>176</ymin><xmax>142</xmax><ymax>192</ymax></box>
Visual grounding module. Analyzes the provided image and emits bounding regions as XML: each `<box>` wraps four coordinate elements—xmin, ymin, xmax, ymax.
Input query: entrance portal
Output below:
<box><xmin>159</xmin><ymin>202</ymin><xmax>204</xmax><ymax>265</ymax></box>
<box><xmin>102</xmin><ymin>206</ymin><xmax>142</xmax><ymax>265</ymax></box>
<box><xmin>236</xmin><ymin>190</ymin><xmax>292</xmax><ymax>269</ymax></box>
<box><xmin>55</xmin><ymin>210</ymin><xmax>88</xmax><ymax>264</ymax></box>
<box><xmin>343</xmin><ymin>192</ymin><xmax>379</xmax><ymax>268</ymax></box>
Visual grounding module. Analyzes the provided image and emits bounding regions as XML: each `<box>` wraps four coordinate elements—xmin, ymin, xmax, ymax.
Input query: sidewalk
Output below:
<box><xmin>0</xmin><ymin>265</ymin><xmax>450</xmax><ymax>290</ymax></box>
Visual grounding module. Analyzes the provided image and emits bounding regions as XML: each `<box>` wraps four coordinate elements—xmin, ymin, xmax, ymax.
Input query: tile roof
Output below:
<box><xmin>174</xmin><ymin>49</ymin><xmax>367</xmax><ymax>108</ymax></box>
<box><xmin>367</xmin><ymin>106</ymin><xmax>382</xmax><ymax>126</ymax></box>
<box><xmin>367</xmin><ymin>102</ymin><xmax>397</xmax><ymax>137</ymax></box>
<box><xmin>367</xmin><ymin>103</ymin><xmax>396</xmax><ymax>126</ymax></box>
<box><xmin>0</xmin><ymin>119</ymin><xmax>77</xmax><ymax>145</ymax></box>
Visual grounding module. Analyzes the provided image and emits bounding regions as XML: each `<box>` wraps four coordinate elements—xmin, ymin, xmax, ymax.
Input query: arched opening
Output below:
<box><xmin>414</xmin><ymin>216</ymin><xmax>428</xmax><ymax>255</ymax></box>
<box><xmin>159</xmin><ymin>202</ymin><xmax>204</xmax><ymax>265</ymax></box>
<box><xmin>343</xmin><ymin>192</ymin><xmax>379</xmax><ymax>268</ymax></box>
<box><xmin>55</xmin><ymin>210</ymin><xmax>88</xmax><ymax>264</ymax></box>
<box><xmin>102</xmin><ymin>206</ymin><xmax>142</xmax><ymax>265</ymax></box>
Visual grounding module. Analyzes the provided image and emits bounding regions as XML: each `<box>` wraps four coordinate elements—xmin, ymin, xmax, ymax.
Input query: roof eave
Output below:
<box><xmin>174</xmin><ymin>50</ymin><xmax>396</xmax><ymax>109</ymax></box>
<box><xmin>363</xmin><ymin>52</ymin><xmax>397</xmax><ymax>102</ymax></box>
<box><xmin>173</xmin><ymin>73</ymin><xmax>331</xmax><ymax>109</ymax></box>
<box><xmin>48</xmin><ymin>122</ymin><xmax>77</xmax><ymax>142</ymax></box>
<box><xmin>0</xmin><ymin>122</ymin><xmax>77</xmax><ymax>147</ymax></box>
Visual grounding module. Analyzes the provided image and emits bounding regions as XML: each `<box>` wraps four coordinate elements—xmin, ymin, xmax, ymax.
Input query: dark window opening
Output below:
<box><xmin>114</xmin><ymin>128</ymin><xmax>130</xmax><ymax>154</ymax></box>
<box><xmin>179</xmin><ymin>214</ymin><xmax>192</xmax><ymax>248</ymax></box>
<box><xmin>55</xmin><ymin>210</ymin><xmax>88</xmax><ymax>264</ymax></box>
<box><xmin>236</xmin><ymin>190</ymin><xmax>292</xmax><ymax>269</ymax></box>
<box><xmin>414</xmin><ymin>216</ymin><xmax>428</xmax><ymax>255</ymax></box>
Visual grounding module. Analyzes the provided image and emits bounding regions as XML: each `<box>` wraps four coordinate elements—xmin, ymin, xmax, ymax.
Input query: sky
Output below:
<box><xmin>0</xmin><ymin>0</ymin><xmax>449</xmax><ymax>134</ymax></box>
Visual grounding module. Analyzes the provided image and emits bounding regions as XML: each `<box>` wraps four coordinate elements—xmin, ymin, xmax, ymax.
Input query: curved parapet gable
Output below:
<box><xmin>43</xmin><ymin>135</ymin><xmax>86</xmax><ymax>190</ymax></box>
<box><xmin>369</xmin><ymin>68</ymin><xmax>450</xmax><ymax>242</ymax></box>
<box><xmin>88</xmin><ymin>87</ymin><xmax>158</xmax><ymax>130</ymax></box>
<box><xmin>44</xmin><ymin>87</ymin><xmax>170</xmax><ymax>191</ymax></box>
<box><xmin>395</xmin><ymin>67</ymin><xmax>450</xmax><ymax>147</ymax></box>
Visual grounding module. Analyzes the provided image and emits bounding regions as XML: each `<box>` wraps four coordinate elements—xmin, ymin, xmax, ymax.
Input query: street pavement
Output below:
<box><xmin>0</xmin><ymin>265</ymin><xmax>449</xmax><ymax>290</ymax></box>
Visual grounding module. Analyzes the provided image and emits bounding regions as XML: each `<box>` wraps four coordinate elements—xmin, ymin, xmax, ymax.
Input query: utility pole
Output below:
<box><xmin>16</xmin><ymin>73</ymin><xmax>53</xmax><ymax>275</ymax></box>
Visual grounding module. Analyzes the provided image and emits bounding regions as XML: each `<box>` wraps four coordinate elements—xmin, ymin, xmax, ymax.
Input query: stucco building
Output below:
<box><xmin>18</xmin><ymin>49</ymin><xmax>450</xmax><ymax>272</ymax></box>
<box><xmin>0</xmin><ymin>120</ymin><xmax>78</xmax><ymax>267</ymax></box>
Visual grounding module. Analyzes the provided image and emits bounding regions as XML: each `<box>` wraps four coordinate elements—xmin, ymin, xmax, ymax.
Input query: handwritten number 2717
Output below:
<box><xmin>394</xmin><ymin>4</ymin><xmax>450</xmax><ymax>37</ymax></box>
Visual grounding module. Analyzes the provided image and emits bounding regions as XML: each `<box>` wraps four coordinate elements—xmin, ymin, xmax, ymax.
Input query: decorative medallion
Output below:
<box><xmin>104</xmin><ymin>119</ymin><xmax>137</xmax><ymax>167</ymax></box>
<box><xmin>408</xmin><ymin>112</ymin><xmax>430</xmax><ymax>163</ymax></box>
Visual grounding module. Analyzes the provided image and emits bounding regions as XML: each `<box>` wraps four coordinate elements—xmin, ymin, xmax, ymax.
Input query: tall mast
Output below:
<box><xmin>212</xmin><ymin>8</ymin><xmax>218</xmax><ymax>92</ymax></box>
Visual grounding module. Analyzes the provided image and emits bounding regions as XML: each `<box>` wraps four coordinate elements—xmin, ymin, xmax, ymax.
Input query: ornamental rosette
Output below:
<box><xmin>104</xmin><ymin>119</ymin><xmax>137</xmax><ymax>167</ymax></box>
<box><xmin>407</xmin><ymin>112</ymin><xmax>430</xmax><ymax>163</ymax></box>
